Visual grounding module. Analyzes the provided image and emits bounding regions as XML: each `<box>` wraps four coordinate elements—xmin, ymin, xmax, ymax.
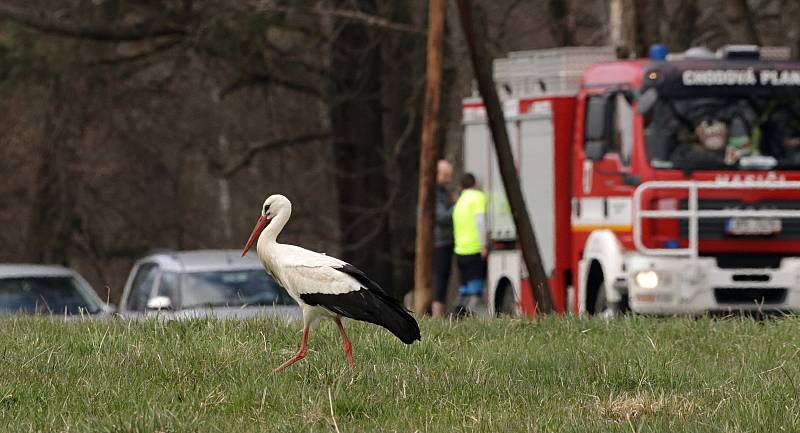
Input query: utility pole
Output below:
<box><xmin>414</xmin><ymin>0</ymin><xmax>446</xmax><ymax>315</ymax></box>
<box><xmin>455</xmin><ymin>0</ymin><xmax>554</xmax><ymax>313</ymax></box>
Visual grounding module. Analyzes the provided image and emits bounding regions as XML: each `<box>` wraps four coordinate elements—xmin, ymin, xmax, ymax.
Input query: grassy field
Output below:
<box><xmin>1</xmin><ymin>314</ymin><xmax>799</xmax><ymax>433</ymax></box>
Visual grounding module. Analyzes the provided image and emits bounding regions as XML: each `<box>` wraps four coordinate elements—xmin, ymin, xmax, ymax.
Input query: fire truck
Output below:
<box><xmin>462</xmin><ymin>45</ymin><xmax>800</xmax><ymax>316</ymax></box>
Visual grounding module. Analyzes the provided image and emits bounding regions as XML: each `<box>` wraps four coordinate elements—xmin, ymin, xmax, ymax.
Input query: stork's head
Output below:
<box><xmin>260</xmin><ymin>194</ymin><xmax>291</xmax><ymax>219</ymax></box>
<box><xmin>241</xmin><ymin>194</ymin><xmax>291</xmax><ymax>256</ymax></box>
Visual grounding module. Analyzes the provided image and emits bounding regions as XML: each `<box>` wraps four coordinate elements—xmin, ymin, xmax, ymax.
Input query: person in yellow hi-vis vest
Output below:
<box><xmin>452</xmin><ymin>172</ymin><xmax>487</xmax><ymax>316</ymax></box>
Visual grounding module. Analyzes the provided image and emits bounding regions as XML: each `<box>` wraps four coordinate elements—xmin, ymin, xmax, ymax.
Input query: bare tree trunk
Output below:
<box><xmin>329</xmin><ymin>0</ymin><xmax>394</xmax><ymax>294</ymax></box>
<box><xmin>669</xmin><ymin>0</ymin><xmax>699</xmax><ymax>51</ymax></box>
<box><xmin>633</xmin><ymin>0</ymin><xmax>665</xmax><ymax>57</ymax></box>
<box><xmin>414</xmin><ymin>0</ymin><xmax>446</xmax><ymax>316</ymax></box>
<box><xmin>621</xmin><ymin>0</ymin><xmax>637</xmax><ymax>56</ymax></box>
<box><xmin>456</xmin><ymin>0</ymin><xmax>553</xmax><ymax>313</ymax></box>
<box><xmin>379</xmin><ymin>0</ymin><xmax>426</xmax><ymax>302</ymax></box>
<box><xmin>609</xmin><ymin>0</ymin><xmax>636</xmax><ymax>57</ymax></box>
<box><xmin>217</xmin><ymin>134</ymin><xmax>233</xmax><ymax>245</ymax></box>
<box><xmin>547</xmin><ymin>0</ymin><xmax>575</xmax><ymax>46</ymax></box>
<box><xmin>726</xmin><ymin>0</ymin><xmax>761</xmax><ymax>45</ymax></box>
<box><xmin>26</xmin><ymin>81</ymin><xmax>80</xmax><ymax>265</ymax></box>
<box><xmin>27</xmin><ymin>119</ymin><xmax>62</xmax><ymax>262</ymax></box>
<box><xmin>781</xmin><ymin>0</ymin><xmax>800</xmax><ymax>57</ymax></box>
<box><xmin>609</xmin><ymin>0</ymin><xmax>623</xmax><ymax>50</ymax></box>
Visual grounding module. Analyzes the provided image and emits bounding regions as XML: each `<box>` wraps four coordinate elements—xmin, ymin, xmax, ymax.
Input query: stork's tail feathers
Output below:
<box><xmin>373</xmin><ymin>292</ymin><xmax>421</xmax><ymax>344</ymax></box>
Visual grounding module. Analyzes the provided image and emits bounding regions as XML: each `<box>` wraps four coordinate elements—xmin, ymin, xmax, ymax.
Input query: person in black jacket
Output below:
<box><xmin>432</xmin><ymin>159</ymin><xmax>455</xmax><ymax>317</ymax></box>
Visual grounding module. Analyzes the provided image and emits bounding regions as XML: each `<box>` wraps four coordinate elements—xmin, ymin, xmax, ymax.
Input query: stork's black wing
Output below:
<box><xmin>300</xmin><ymin>264</ymin><xmax>421</xmax><ymax>344</ymax></box>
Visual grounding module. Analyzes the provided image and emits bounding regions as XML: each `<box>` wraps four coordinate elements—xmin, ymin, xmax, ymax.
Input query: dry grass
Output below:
<box><xmin>595</xmin><ymin>392</ymin><xmax>699</xmax><ymax>422</ymax></box>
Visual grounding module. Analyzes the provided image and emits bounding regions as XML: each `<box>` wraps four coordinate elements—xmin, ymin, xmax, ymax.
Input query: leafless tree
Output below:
<box><xmin>2</xmin><ymin>0</ymin><xmax>799</xmax><ymax>303</ymax></box>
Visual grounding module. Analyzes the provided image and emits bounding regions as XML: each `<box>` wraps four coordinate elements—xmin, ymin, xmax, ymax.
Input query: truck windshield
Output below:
<box><xmin>644</xmin><ymin>94</ymin><xmax>800</xmax><ymax>171</ymax></box>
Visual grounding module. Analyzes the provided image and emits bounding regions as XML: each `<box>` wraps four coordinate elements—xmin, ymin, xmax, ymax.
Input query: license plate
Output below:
<box><xmin>725</xmin><ymin>217</ymin><xmax>782</xmax><ymax>236</ymax></box>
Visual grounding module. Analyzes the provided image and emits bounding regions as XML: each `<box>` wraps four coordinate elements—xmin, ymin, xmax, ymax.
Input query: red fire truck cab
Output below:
<box><xmin>463</xmin><ymin>45</ymin><xmax>800</xmax><ymax>316</ymax></box>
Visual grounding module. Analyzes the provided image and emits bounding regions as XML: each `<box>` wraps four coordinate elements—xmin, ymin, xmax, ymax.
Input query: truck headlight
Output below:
<box><xmin>635</xmin><ymin>270</ymin><xmax>659</xmax><ymax>289</ymax></box>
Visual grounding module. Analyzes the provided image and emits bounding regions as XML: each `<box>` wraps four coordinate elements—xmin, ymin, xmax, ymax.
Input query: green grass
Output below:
<box><xmin>1</xmin><ymin>314</ymin><xmax>799</xmax><ymax>432</ymax></box>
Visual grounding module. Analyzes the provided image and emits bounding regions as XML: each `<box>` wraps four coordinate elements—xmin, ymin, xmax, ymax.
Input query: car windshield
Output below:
<box><xmin>178</xmin><ymin>270</ymin><xmax>295</xmax><ymax>309</ymax></box>
<box><xmin>0</xmin><ymin>276</ymin><xmax>101</xmax><ymax>315</ymax></box>
<box><xmin>644</xmin><ymin>94</ymin><xmax>800</xmax><ymax>171</ymax></box>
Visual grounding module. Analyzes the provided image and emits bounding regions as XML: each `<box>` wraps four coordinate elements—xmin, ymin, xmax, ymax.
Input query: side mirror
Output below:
<box><xmin>637</xmin><ymin>87</ymin><xmax>658</xmax><ymax>114</ymax></box>
<box><xmin>146</xmin><ymin>296</ymin><xmax>172</xmax><ymax>310</ymax></box>
<box><xmin>584</xmin><ymin>94</ymin><xmax>614</xmax><ymax>161</ymax></box>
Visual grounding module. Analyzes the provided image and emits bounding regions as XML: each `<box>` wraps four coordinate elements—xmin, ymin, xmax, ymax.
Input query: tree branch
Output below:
<box><xmin>219</xmin><ymin>72</ymin><xmax>324</xmax><ymax>99</ymax></box>
<box><xmin>210</xmin><ymin>132</ymin><xmax>329</xmax><ymax>177</ymax></box>
<box><xmin>84</xmin><ymin>38</ymin><xmax>184</xmax><ymax>66</ymax></box>
<box><xmin>258</xmin><ymin>3</ymin><xmax>425</xmax><ymax>35</ymax></box>
<box><xmin>0</xmin><ymin>3</ymin><xmax>187</xmax><ymax>42</ymax></box>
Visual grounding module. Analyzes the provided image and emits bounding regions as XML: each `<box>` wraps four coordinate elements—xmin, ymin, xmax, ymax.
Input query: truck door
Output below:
<box><xmin>578</xmin><ymin>91</ymin><xmax>636</xmax><ymax>232</ymax></box>
<box><xmin>573</xmin><ymin>90</ymin><xmax>637</xmax><ymax>314</ymax></box>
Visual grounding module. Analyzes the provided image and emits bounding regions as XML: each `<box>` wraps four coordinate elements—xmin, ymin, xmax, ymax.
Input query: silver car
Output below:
<box><xmin>0</xmin><ymin>264</ymin><xmax>113</xmax><ymax>317</ymax></box>
<box><xmin>118</xmin><ymin>249</ymin><xmax>300</xmax><ymax>321</ymax></box>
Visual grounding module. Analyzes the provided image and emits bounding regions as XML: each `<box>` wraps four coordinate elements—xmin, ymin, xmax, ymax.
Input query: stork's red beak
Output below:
<box><xmin>241</xmin><ymin>215</ymin><xmax>271</xmax><ymax>256</ymax></box>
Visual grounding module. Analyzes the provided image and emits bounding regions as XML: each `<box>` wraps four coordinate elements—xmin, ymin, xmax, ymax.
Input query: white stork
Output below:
<box><xmin>241</xmin><ymin>194</ymin><xmax>421</xmax><ymax>373</ymax></box>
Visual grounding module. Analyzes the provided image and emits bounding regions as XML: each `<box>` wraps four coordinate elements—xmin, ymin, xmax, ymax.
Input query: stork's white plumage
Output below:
<box><xmin>242</xmin><ymin>194</ymin><xmax>420</xmax><ymax>372</ymax></box>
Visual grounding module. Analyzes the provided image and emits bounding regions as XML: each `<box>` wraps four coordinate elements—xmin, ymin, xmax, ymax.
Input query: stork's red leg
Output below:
<box><xmin>273</xmin><ymin>325</ymin><xmax>310</xmax><ymax>373</ymax></box>
<box><xmin>335</xmin><ymin>318</ymin><xmax>355</xmax><ymax>370</ymax></box>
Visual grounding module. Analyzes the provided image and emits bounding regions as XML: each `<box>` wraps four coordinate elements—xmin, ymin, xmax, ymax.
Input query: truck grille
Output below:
<box><xmin>714</xmin><ymin>288</ymin><xmax>787</xmax><ymax>305</ymax></box>
<box><xmin>705</xmin><ymin>253</ymin><xmax>786</xmax><ymax>269</ymax></box>
<box><xmin>679</xmin><ymin>200</ymin><xmax>800</xmax><ymax>240</ymax></box>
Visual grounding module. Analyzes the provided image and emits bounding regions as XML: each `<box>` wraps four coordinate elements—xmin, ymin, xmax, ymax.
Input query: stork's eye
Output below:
<box><xmin>263</xmin><ymin>204</ymin><xmax>271</xmax><ymax>214</ymax></box>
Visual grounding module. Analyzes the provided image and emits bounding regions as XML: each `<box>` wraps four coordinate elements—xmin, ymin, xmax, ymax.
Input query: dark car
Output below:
<box><xmin>0</xmin><ymin>264</ymin><xmax>113</xmax><ymax>317</ymax></box>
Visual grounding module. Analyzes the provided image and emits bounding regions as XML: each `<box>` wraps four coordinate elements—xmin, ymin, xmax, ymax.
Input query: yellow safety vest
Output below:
<box><xmin>452</xmin><ymin>188</ymin><xmax>487</xmax><ymax>255</ymax></box>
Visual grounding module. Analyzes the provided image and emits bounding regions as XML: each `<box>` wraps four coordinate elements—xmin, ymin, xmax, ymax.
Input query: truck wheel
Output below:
<box><xmin>593</xmin><ymin>283</ymin><xmax>612</xmax><ymax>318</ymax></box>
<box><xmin>586</xmin><ymin>261</ymin><xmax>611</xmax><ymax>316</ymax></box>
<box><xmin>494</xmin><ymin>279</ymin><xmax>516</xmax><ymax>316</ymax></box>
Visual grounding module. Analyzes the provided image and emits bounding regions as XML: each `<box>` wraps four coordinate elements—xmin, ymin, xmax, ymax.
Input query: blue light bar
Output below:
<box><xmin>649</xmin><ymin>44</ymin><xmax>668</xmax><ymax>61</ymax></box>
